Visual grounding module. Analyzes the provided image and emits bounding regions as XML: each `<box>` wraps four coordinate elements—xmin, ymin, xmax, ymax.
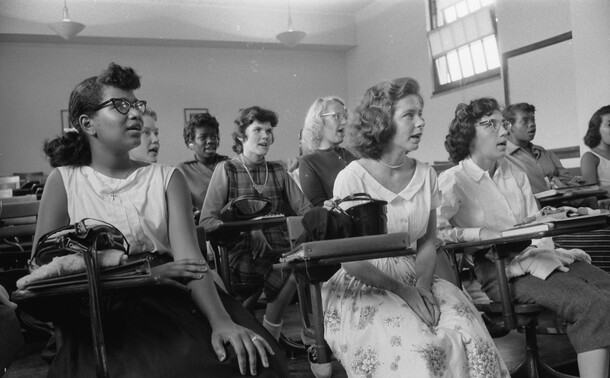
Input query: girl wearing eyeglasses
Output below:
<box><xmin>300</xmin><ymin>96</ymin><xmax>357</xmax><ymax>206</ymax></box>
<box><xmin>437</xmin><ymin>98</ymin><xmax>610</xmax><ymax>378</ymax></box>
<box><xmin>36</xmin><ymin>63</ymin><xmax>289</xmax><ymax>377</ymax></box>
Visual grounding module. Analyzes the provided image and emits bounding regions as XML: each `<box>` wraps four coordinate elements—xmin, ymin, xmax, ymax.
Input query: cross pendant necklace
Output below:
<box><xmin>91</xmin><ymin>165</ymin><xmax>134</xmax><ymax>201</ymax></box>
<box><xmin>238</xmin><ymin>155</ymin><xmax>268</xmax><ymax>195</ymax></box>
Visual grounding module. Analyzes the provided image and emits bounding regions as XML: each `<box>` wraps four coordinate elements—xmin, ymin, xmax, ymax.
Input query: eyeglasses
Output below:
<box><xmin>477</xmin><ymin>119</ymin><xmax>508</xmax><ymax>132</ymax></box>
<box><xmin>321</xmin><ymin>112</ymin><xmax>348</xmax><ymax>122</ymax></box>
<box><xmin>93</xmin><ymin>98</ymin><xmax>147</xmax><ymax>115</ymax></box>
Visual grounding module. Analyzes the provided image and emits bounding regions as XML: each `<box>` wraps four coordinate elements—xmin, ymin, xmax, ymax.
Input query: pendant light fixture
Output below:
<box><xmin>276</xmin><ymin>1</ymin><xmax>306</xmax><ymax>48</ymax></box>
<box><xmin>49</xmin><ymin>0</ymin><xmax>85</xmax><ymax>41</ymax></box>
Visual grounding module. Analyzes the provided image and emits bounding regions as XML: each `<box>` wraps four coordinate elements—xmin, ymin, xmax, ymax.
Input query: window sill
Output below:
<box><xmin>432</xmin><ymin>69</ymin><xmax>501</xmax><ymax>97</ymax></box>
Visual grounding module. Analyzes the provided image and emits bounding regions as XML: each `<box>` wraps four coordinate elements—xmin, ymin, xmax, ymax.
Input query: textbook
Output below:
<box><xmin>281</xmin><ymin>232</ymin><xmax>410</xmax><ymax>263</ymax></box>
<box><xmin>501</xmin><ymin>223</ymin><xmax>553</xmax><ymax>238</ymax></box>
<box><xmin>534</xmin><ymin>184</ymin><xmax>601</xmax><ymax>200</ymax></box>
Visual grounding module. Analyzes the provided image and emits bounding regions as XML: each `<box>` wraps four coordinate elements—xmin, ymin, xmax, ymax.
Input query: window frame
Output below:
<box><xmin>428</xmin><ymin>0</ymin><xmax>501</xmax><ymax>95</ymax></box>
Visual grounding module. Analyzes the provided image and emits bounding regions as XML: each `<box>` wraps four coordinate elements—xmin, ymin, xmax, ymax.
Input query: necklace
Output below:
<box><xmin>238</xmin><ymin>155</ymin><xmax>268</xmax><ymax>195</ymax></box>
<box><xmin>91</xmin><ymin>164</ymin><xmax>134</xmax><ymax>201</ymax></box>
<box><xmin>378</xmin><ymin>156</ymin><xmax>407</xmax><ymax>169</ymax></box>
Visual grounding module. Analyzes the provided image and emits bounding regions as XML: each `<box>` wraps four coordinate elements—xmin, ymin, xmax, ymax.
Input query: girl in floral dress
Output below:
<box><xmin>321</xmin><ymin>78</ymin><xmax>509</xmax><ymax>378</ymax></box>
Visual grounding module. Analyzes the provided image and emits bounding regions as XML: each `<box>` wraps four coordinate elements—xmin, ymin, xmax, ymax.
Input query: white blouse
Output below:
<box><xmin>58</xmin><ymin>164</ymin><xmax>176</xmax><ymax>254</ymax></box>
<box><xmin>333</xmin><ymin>160</ymin><xmax>440</xmax><ymax>250</ymax></box>
<box><xmin>436</xmin><ymin>157</ymin><xmax>540</xmax><ymax>243</ymax></box>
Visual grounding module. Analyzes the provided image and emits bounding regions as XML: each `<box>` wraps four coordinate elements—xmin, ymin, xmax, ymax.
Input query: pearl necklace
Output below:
<box><xmin>91</xmin><ymin>165</ymin><xmax>134</xmax><ymax>201</ymax></box>
<box><xmin>238</xmin><ymin>155</ymin><xmax>268</xmax><ymax>195</ymax></box>
<box><xmin>378</xmin><ymin>157</ymin><xmax>407</xmax><ymax>169</ymax></box>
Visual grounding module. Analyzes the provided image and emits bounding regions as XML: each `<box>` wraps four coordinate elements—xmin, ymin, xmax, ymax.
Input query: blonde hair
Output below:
<box><xmin>302</xmin><ymin>96</ymin><xmax>346</xmax><ymax>151</ymax></box>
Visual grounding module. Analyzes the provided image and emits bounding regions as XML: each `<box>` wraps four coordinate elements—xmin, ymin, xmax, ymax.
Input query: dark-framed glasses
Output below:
<box><xmin>477</xmin><ymin>118</ymin><xmax>508</xmax><ymax>131</ymax></box>
<box><xmin>321</xmin><ymin>112</ymin><xmax>348</xmax><ymax>122</ymax></box>
<box><xmin>93</xmin><ymin>98</ymin><xmax>147</xmax><ymax>115</ymax></box>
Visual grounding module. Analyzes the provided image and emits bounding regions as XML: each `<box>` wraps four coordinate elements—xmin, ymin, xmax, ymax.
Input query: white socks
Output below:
<box><xmin>263</xmin><ymin>315</ymin><xmax>283</xmax><ymax>340</ymax></box>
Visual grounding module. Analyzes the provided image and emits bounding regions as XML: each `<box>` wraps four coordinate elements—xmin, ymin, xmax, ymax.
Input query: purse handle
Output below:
<box><xmin>31</xmin><ymin>218</ymin><xmax>130</xmax><ymax>269</ymax></box>
<box><xmin>330</xmin><ymin>193</ymin><xmax>375</xmax><ymax>217</ymax></box>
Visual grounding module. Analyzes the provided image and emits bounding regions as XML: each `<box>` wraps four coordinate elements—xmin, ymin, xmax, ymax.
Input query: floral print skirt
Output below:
<box><xmin>321</xmin><ymin>256</ymin><xmax>509</xmax><ymax>378</ymax></box>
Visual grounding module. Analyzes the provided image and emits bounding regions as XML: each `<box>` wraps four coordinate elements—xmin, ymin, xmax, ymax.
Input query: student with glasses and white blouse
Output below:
<box><xmin>37</xmin><ymin>63</ymin><xmax>289</xmax><ymax>377</ymax></box>
<box><xmin>437</xmin><ymin>97</ymin><xmax>610</xmax><ymax>378</ymax></box>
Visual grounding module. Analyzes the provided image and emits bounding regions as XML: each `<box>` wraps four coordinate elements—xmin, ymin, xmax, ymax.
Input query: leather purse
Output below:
<box><xmin>30</xmin><ymin>218</ymin><xmax>129</xmax><ymax>269</ymax></box>
<box><xmin>331</xmin><ymin>193</ymin><xmax>388</xmax><ymax>236</ymax></box>
<box><xmin>12</xmin><ymin>219</ymin><xmax>182</xmax><ymax>378</ymax></box>
<box><xmin>219</xmin><ymin>194</ymin><xmax>273</xmax><ymax>222</ymax></box>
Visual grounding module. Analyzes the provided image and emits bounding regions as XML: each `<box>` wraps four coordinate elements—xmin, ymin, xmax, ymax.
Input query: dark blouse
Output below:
<box><xmin>299</xmin><ymin>147</ymin><xmax>356</xmax><ymax>206</ymax></box>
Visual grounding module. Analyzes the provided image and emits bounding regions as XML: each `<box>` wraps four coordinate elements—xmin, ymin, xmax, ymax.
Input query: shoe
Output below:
<box><xmin>482</xmin><ymin>313</ymin><xmax>510</xmax><ymax>338</ymax></box>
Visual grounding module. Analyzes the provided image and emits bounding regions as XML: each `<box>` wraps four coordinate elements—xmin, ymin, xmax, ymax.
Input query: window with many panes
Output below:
<box><xmin>427</xmin><ymin>0</ymin><xmax>500</xmax><ymax>93</ymax></box>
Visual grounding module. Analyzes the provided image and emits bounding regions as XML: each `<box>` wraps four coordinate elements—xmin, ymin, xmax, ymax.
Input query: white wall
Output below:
<box><xmin>346</xmin><ymin>0</ymin><xmax>503</xmax><ymax>164</ymax></box>
<box><xmin>0</xmin><ymin>43</ymin><xmax>346</xmax><ymax>176</ymax></box>
<box><xmin>345</xmin><ymin>0</ymin><xmax>580</xmax><ymax>164</ymax></box>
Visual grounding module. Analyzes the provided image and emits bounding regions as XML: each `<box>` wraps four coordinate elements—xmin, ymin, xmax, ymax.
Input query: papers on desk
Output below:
<box><xmin>501</xmin><ymin>207</ymin><xmax>609</xmax><ymax>237</ymax></box>
<box><xmin>501</xmin><ymin>223</ymin><xmax>553</xmax><ymax>237</ymax></box>
<box><xmin>281</xmin><ymin>232</ymin><xmax>410</xmax><ymax>263</ymax></box>
<box><xmin>534</xmin><ymin>184</ymin><xmax>600</xmax><ymax>199</ymax></box>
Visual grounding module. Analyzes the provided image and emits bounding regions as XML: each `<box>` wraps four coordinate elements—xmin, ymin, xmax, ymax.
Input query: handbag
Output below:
<box><xmin>12</xmin><ymin>219</ymin><xmax>181</xmax><ymax>378</ymax></box>
<box><xmin>332</xmin><ymin>193</ymin><xmax>388</xmax><ymax>236</ymax></box>
<box><xmin>219</xmin><ymin>194</ymin><xmax>273</xmax><ymax>222</ymax></box>
<box><xmin>30</xmin><ymin>218</ymin><xmax>130</xmax><ymax>269</ymax></box>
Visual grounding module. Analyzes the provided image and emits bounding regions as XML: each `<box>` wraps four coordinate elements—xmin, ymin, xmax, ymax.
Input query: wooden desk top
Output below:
<box><xmin>206</xmin><ymin>215</ymin><xmax>286</xmax><ymax>241</ymax></box>
<box><xmin>442</xmin><ymin>214</ymin><xmax>609</xmax><ymax>251</ymax></box>
<box><xmin>538</xmin><ymin>188</ymin><xmax>607</xmax><ymax>206</ymax></box>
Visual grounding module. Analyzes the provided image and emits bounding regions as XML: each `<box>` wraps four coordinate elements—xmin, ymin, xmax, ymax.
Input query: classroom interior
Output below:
<box><xmin>1</xmin><ymin>0</ymin><xmax>609</xmax><ymax>376</ymax></box>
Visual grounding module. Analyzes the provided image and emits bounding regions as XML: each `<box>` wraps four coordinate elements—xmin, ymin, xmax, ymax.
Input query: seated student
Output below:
<box><xmin>177</xmin><ymin>112</ymin><xmax>229</xmax><ymax>212</ymax></box>
<box><xmin>129</xmin><ymin>107</ymin><xmax>160</xmax><ymax>163</ymax></box>
<box><xmin>322</xmin><ymin>78</ymin><xmax>509</xmax><ymax>378</ymax></box>
<box><xmin>200</xmin><ymin>106</ymin><xmax>312</xmax><ymax>340</ymax></box>
<box><xmin>36</xmin><ymin>62</ymin><xmax>288</xmax><ymax>377</ymax></box>
<box><xmin>437</xmin><ymin>97</ymin><xmax>610</xmax><ymax>378</ymax></box>
<box><xmin>299</xmin><ymin>96</ymin><xmax>356</xmax><ymax>206</ymax></box>
<box><xmin>503</xmin><ymin>102</ymin><xmax>580</xmax><ymax>193</ymax></box>
<box><xmin>581</xmin><ymin>105</ymin><xmax>610</xmax><ymax>200</ymax></box>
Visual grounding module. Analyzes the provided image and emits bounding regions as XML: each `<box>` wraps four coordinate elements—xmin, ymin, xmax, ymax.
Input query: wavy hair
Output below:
<box><xmin>349</xmin><ymin>77</ymin><xmax>423</xmax><ymax>160</ymax></box>
<box><xmin>302</xmin><ymin>96</ymin><xmax>346</xmax><ymax>151</ymax></box>
<box><xmin>444</xmin><ymin>97</ymin><xmax>500</xmax><ymax>163</ymax></box>
<box><xmin>43</xmin><ymin>62</ymin><xmax>141</xmax><ymax>167</ymax></box>
<box><xmin>232</xmin><ymin>106</ymin><xmax>278</xmax><ymax>154</ymax></box>
<box><xmin>584</xmin><ymin>105</ymin><xmax>610</xmax><ymax>148</ymax></box>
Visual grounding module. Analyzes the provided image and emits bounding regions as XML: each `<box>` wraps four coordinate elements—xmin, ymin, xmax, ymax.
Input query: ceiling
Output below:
<box><xmin>0</xmin><ymin>0</ymin><xmax>379</xmax><ymax>50</ymax></box>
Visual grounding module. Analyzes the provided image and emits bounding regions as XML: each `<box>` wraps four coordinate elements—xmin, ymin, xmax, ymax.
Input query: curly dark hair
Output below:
<box><xmin>349</xmin><ymin>77</ymin><xmax>423</xmax><ymax>160</ymax></box>
<box><xmin>503</xmin><ymin>102</ymin><xmax>535</xmax><ymax>125</ymax></box>
<box><xmin>584</xmin><ymin>105</ymin><xmax>610</xmax><ymax>148</ymax></box>
<box><xmin>444</xmin><ymin>97</ymin><xmax>501</xmax><ymax>163</ymax></box>
<box><xmin>232</xmin><ymin>106</ymin><xmax>278</xmax><ymax>154</ymax></box>
<box><xmin>183</xmin><ymin>112</ymin><xmax>219</xmax><ymax>146</ymax></box>
<box><xmin>44</xmin><ymin>62</ymin><xmax>141</xmax><ymax>167</ymax></box>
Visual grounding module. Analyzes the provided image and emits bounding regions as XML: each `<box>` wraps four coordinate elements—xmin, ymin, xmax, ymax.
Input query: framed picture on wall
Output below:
<box><xmin>61</xmin><ymin>109</ymin><xmax>70</xmax><ymax>132</ymax></box>
<box><xmin>184</xmin><ymin>108</ymin><xmax>209</xmax><ymax>124</ymax></box>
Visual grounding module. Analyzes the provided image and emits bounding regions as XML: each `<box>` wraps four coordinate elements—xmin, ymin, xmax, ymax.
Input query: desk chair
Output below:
<box><xmin>445</xmin><ymin>240</ymin><xmax>577</xmax><ymax>378</ymax></box>
<box><xmin>282</xmin><ymin>217</ymin><xmax>412</xmax><ymax>378</ymax></box>
<box><xmin>203</xmin><ymin>219</ymin><xmax>308</xmax><ymax>356</ymax></box>
<box><xmin>0</xmin><ymin>200</ymin><xmax>40</xmax><ymax>293</ymax></box>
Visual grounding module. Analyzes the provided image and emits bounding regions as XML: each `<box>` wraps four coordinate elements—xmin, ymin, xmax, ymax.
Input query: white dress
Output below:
<box><xmin>321</xmin><ymin>161</ymin><xmax>509</xmax><ymax>378</ymax></box>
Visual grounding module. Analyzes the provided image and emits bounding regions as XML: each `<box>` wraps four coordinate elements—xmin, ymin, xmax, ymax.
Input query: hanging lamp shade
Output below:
<box><xmin>276</xmin><ymin>4</ymin><xmax>305</xmax><ymax>48</ymax></box>
<box><xmin>49</xmin><ymin>0</ymin><xmax>85</xmax><ymax>40</ymax></box>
